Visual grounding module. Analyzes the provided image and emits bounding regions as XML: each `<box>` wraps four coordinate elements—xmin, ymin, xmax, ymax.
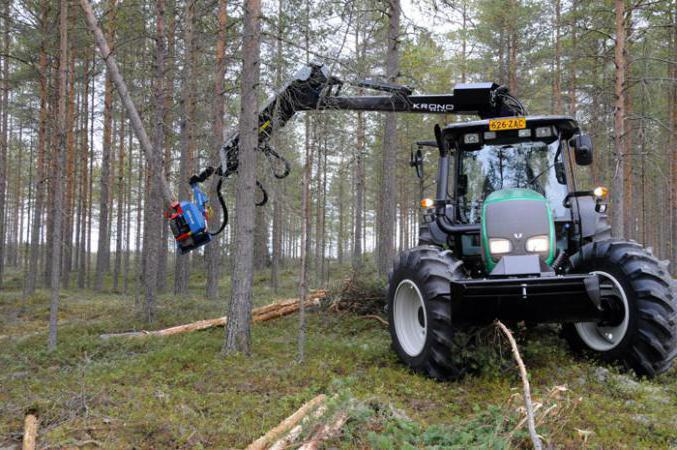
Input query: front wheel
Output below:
<box><xmin>387</xmin><ymin>246</ymin><xmax>468</xmax><ymax>380</ymax></box>
<box><xmin>562</xmin><ymin>240</ymin><xmax>676</xmax><ymax>377</ymax></box>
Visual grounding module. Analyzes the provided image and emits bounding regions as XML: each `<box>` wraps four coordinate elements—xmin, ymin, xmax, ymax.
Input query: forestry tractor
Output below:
<box><xmin>168</xmin><ymin>63</ymin><xmax>676</xmax><ymax>379</ymax></box>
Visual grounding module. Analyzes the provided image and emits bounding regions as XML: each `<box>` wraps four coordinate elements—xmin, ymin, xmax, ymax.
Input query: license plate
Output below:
<box><xmin>489</xmin><ymin>117</ymin><xmax>526</xmax><ymax>131</ymax></box>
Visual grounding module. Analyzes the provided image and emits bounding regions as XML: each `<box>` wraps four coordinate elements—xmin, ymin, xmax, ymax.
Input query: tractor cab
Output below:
<box><xmin>419</xmin><ymin>115</ymin><xmax>605</xmax><ymax>276</ymax></box>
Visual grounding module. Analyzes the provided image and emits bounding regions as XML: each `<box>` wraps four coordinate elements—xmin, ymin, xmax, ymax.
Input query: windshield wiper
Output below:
<box><xmin>526</xmin><ymin>163</ymin><xmax>555</xmax><ymax>187</ymax></box>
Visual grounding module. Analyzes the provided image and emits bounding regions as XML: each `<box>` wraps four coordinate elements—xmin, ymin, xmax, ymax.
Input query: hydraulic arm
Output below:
<box><xmin>170</xmin><ymin>63</ymin><xmax>526</xmax><ymax>253</ymax></box>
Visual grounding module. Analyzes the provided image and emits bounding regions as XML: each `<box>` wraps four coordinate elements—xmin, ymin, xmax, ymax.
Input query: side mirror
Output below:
<box><xmin>458</xmin><ymin>174</ymin><xmax>468</xmax><ymax>196</ymax></box>
<box><xmin>410</xmin><ymin>148</ymin><xmax>424</xmax><ymax>179</ymax></box>
<box><xmin>569</xmin><ymin>134</ymin><xmax>593</xmax><ymax>166</ymax></box>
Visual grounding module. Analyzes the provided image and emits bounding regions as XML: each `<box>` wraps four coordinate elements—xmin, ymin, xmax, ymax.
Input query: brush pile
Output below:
<box><xmin>329</xmin><ymin>276</ymin><xmax>386</xmax><ymax>316</ymax></box>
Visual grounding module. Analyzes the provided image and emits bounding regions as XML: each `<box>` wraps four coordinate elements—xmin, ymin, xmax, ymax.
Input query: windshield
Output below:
<box><xmin>458</xmin><ymin>140</ymin><xmax>569</xmax><ymax>223</ymax></box>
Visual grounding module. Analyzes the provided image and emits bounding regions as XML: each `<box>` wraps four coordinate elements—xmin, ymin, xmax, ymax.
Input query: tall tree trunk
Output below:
<box><xmin>62</xmin><ymin>36</ymin><xmax>76</xmax><ymax>288</ymax></box>
<box><xmin>552</xmin><ymin>0</ymin><xmax>562</xmax><ymax>114</ymax></box>
<box><xmin>141</xmin><ymin>0</ymin><xmax>168</xmax><ymax>321</ymax></box>
<box><xmin>26</xmin><ymin>0</ymin><xmax>49</xmax><ymax>295</ymax></box>
<box><xmin>622</xmin><ymin>7</ymin><xmax>634</xmax><ymax>238</ymax></box>
<box><xmin>206</xmin><ymin>0</ymin><xmax>228</xmax><ymax>299</ymax></box>
<box><xmin>612</xmin><ymin>0</ymin><xmax>626</xmax><ymax>238</ymax></box>
<box><xmin>95</xmin><ymin>0</ymin><xmax>117</xmax><ymax>291</ymax></box>
<box><xmin>337</xmin><ymin>161</ymin><xmax>345</xmax><ymax>265</ymax></box>
<box><xmin>123</xmin><ymin>125</ymin><xmax>133</xmax><ymax>292</ymax></box>
<box><xmin>270</xmin><ymin>0</ymin><xmax>283</xmax><ymax>292</ymax></box>
<box><xmin>568</xmin><ymin>0</ymin><xmax>577</xmax><ymax>117</ymax></box>
<box><xmin>352</xmin><ymin>112</ymin><xmax>364</xmax><ymax>270</ymax></box>
<box><xmin>113</xmin><ymin>112</ymin><xmax>125</xmax><ymax>292</ymax></box>
<box><xmin>223</xmin><ymin>0</ymin><xmax>261</xmax><ymax>355</ymax></box>
<box><xmin>174</xmin><ymin>0</ymin><xmax>196</xmax><ymax>295</ymax></box>
<box><xmin>377</xmin><ymin>0</ymin><xmax>400</xmax><ymax>276</ymax></box>
<box><xmin>254</xmin><ymin>204</ymin><xmax>269</xmax><ymax>270</ymax></box>
<box><xmin>507</xmin><ymin>2</ymin><xmax>518</xmax><ymax>95</ymax></box>
<box><xmin>49</xmin><ymin>0</ymin><xmax>68</xmax><ymax>351</ymax></box>
<box><xmin>157</xmin><ymin>0</ymin><xmax>176</xmax><ymax>293</ymax></box>
<box><xmin>0</xmin><ymin>0</ymin><xmax>10</xmax><ymax>287</ymax></box>
<box><xmin>80</xmin><ymin>0</ymin><xmax>176</xmax><ymax>326</ymax></box>
<box><xmin>86</xmin><ymin>55</ymin><xmax>95</xmax><ymax>287</ymax></box>
<box><xmin>670</xmin><ymin>6</ymin><xmax>677</xmax><ymax>272</ymax></box>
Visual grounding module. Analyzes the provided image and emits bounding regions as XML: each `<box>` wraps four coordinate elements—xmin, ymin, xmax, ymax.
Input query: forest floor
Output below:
<box><xmin>0</xmin><ymin>265</ymin><xmax>676</xmax><ymax>449</ymax></box>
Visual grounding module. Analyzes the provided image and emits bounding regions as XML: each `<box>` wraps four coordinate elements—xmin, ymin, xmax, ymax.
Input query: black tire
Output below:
<box><xmin>562</xmin><ymin>239</ymin><xmax>677</xmax><ymax>377</ymax></box>
<box><xmin>387</xmin><ymin>246</ymin><xmax>468</xmax><ymax>380</ymax></box>
<box><xmin>418</xmin><ymin>222</ymin><xmax>433</xmax><ymax>245</ymax></box>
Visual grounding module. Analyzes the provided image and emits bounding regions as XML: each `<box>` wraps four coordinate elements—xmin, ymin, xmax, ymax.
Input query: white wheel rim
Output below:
<box><xmin>393</xmin><ymin>279</ymin><xmax>428</xmax><ymax>357</ymax></box>
<box><xmin>574</xmin><ymin>271</ymin><xmax>630</xmax><ymax>351</ymax></box>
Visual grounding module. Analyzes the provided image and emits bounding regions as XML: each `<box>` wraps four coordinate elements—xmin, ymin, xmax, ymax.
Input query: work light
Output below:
<box><xmin>593</xmin><ymin>186</ymin><xmax>608</xmax><ymax>199</ymax></box>
<box><xmin>464</xmin><ymin>133</ymin><xmax>480</xmax><ymax>144</ymax></box>
<box><xmin>535</xmin><ymin>126</ymin><xmax>552</xmax><ymax>138</ymax></box>
<box><xmin>420</xmin><ymin>198</ymin><xmax>434</xmax><ymax>208</ymax></box>
<box><xmin>526</xmin><ymin>235</ymin><xmax>549</xmax><ymax>253</ymax></box>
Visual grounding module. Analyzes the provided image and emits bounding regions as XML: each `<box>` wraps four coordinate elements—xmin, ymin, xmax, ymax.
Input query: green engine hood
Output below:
<box><xmin>481</xmin><ymin>188</ymin><xmax>556</xmax><ymax>271</ymax></box>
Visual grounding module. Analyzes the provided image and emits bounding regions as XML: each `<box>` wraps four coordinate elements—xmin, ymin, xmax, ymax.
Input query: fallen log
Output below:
<box><xmin>298</xmin><ymin>411</ymin><xmax>349</xmax><ymax>450</ymax></box>
<box><xmin>246</xmin><ymin>394</ymin><xmax>327</xmax><ymax>450</ymax></box>
<box><xmin>268</xmin><ymin>404</ymin><xmax>328</xmax><ymax>450</ymax></box>
<box><xmin>253</xmin><ymin>298</ymin><xmax>321</xmax><ymax>323</ymax></box>
<box><xmin>22</xmin><ymin>414</ymin><xmax>38</xmax><ymax>450</ymax></box>
<box><xmin>100</xmin><ymin>291</ymin><xmax>326</xmax><ymax>339</ymax></box>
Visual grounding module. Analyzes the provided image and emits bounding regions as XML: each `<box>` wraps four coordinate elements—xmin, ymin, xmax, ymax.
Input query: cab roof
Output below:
<box><xmin>442</xmin><ymin>115</ymin><xmax>580</xmax><ymax>140</ymax></box>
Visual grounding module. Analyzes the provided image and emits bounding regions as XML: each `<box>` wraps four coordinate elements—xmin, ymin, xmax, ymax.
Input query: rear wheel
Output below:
<box><xmin>562</xmin><ymin>240</ymin><xmax>676</xmax><ymax>377</ymax></box>
<box><xmin>387</xmin><ymin>246</ymin><xmax>469</xmax><ymax>380</ymax></box>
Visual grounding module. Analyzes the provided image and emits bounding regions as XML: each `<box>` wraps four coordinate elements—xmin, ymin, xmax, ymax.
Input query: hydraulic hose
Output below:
<box><xmin>209</xmin><ymin>177</ymin><xmax>228</xmax><ymax>236</ymax></box>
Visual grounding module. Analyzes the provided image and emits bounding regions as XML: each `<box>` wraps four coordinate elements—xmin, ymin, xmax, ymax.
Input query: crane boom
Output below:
<box><xmin>169</xmin><ymin>63</ymin><xmax>526</xmax><ymax>254</ymax></box>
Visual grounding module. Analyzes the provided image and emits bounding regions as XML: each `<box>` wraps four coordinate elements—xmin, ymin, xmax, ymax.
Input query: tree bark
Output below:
<box><xmin>94</xmin><ymin>0</ymin><xmax>117</xmax><ymax>291</ymax></box>
<box><xmin>377</xmin><ymin>0</ymin><xmax>400</xmax><ymax>277</ymax></box>
<box><xmin>612</xmin><ymin>0</ymin><xmax>626</xmax><ymax>238</ymax></box>
<box><xmin>157</xmin><ymin>0</ymin><xmax>176</xmax><ymax>294</ymax></box>
<box><xmin>670</xmin><ymin>6</ymin><xmax>677</xmax><ymax>271</ymax></box>
<box><xmin>223</xmin><ymin>0</ymin><xmax>261</xmax><ymax>355</ymax></box>
<box><xmin>568</xmin><ymin>0</ymin><xmax>577</xmax><ymax>117</ymax></box>
<box><xmin>0</xmin><ymin>0</ymin><xmax>10</xmax><ymax>288</ymax></box>
<box><xmin>62</xmin><ymin>34</ymin><xmax>76</xmax><ymax>288</ymax></box>
<box><xmin>622</xmin><ymin>7</ymin><xmax>634</xmax><ymax>238</ymax></box>
<box><xmin>270</xmin><ymin>0</ymin><xmax>283</xmax><ymax>291</ymax></box>
<box><xmin>206</xmin><ymin>0</ymin><xmax>228</xmax><ymax>300</ymax></box>
<box><xmin>552</xmin><ymin>0</ymin><xmax>562</xmax><ymax>114</ymax></box>
<box><xmin>49</xmin><ymin>0</ymin><xmax>68</xmax><ymax>351</ymax></box>
<box><xmin>174</xmin><ymin>0</ymin><xmax>196</xmax><ymax>295</ymax></box>
<box><xmin>76</xmin><ymin>53</ymin><xmax>90</xmax><ymax>289</ymax></box>
<box><xmin>113</xmin><ymin>111</ymin><xmax>125</xmax><ymax>292</ymax></box>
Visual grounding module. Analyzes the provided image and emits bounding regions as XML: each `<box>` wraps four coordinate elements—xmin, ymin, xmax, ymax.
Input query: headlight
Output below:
<box><xmin>489</xmin><ymin>238</ymin><xmax>512</xmax><ymax>254</ymax></box>
<box><xmin>526</xmin><ymin>235</ymin><xmax>549</xmax><ymax>253</ymax></box>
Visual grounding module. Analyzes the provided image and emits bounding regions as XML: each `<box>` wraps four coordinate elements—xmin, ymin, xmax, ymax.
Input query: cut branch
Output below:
<box><xmin>247</xmin><ymin>394</ymin><xmax>327</xmax><ymax>450</ymax></box>
<box><xmin>496</xmin><ymin>320</ymin><xmax>542</xmax><ymax>450</ymax></box>
<box><xmin>22</xmin><ymin>414</ymin><xmax>38</xmax><ymax>450</ymax></box>
<box><xmin>298</xmin><ymin>411</ymin><xmax>349</xmax><ymax>450</ymax></box>
<box><xmin>269</xmin><ymin>404</ymin><xmax>328</xmax><ymax>450</ymax></box>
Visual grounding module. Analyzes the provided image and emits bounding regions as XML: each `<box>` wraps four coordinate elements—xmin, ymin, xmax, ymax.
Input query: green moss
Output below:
<box><xmin>0</xmin><ymin>268</ymin><xmax>675</xmax><ymax>448</ymax></box>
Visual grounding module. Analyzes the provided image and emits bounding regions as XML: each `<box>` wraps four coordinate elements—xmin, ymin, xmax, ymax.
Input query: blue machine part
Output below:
<box><xmin>169</xmin><ymin>183</ymin><xmax>212</xmax><ymax>254</ymax></box>
<box><xmin>179</xmin><ymin>200</ymin><xmax>207</xmax><ymax>235</ymax></box>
